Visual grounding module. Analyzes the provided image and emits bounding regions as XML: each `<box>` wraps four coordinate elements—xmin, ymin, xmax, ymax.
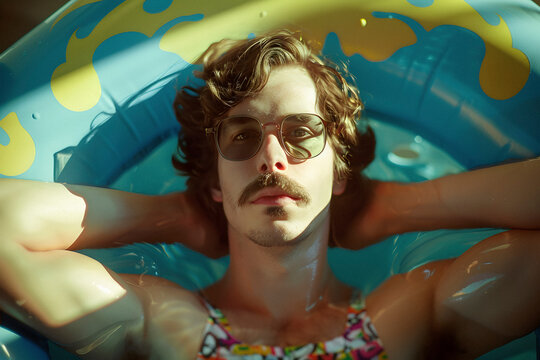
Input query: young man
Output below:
<box><xmin>0</xmin><ymin>31</ymin><xmax>539</xmax><ymax>359</ymax></box>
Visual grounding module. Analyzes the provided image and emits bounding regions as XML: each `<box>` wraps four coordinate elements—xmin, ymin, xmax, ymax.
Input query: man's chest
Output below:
<box><xmin>209</xmin><ymin>305</ymin><xmax>350</xmax><ymax>346</ymax></box>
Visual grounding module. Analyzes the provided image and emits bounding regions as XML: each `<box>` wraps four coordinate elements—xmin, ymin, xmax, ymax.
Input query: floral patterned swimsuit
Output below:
<box><xmin>197</xmin><ymin>292</ymin><xmax>388</xmax><ymax>360</ymax></box>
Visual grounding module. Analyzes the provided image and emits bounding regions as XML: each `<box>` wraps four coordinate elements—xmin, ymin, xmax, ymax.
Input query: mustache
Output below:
<box><xmin>237</xmin><ymin>173</ymin><xmax>311</xmax><ymax>207</ymax></box>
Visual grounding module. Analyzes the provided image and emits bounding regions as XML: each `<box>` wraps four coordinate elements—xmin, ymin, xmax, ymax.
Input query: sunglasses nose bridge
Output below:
<box><xmin>261</xmin><ymin>122</ymin><xmax>280</xmax><ymax>132</ymax></box>
<box><xmin>259</xmin><ymin>121</ymin><xmax>282</xmax><ymax>143</ymax></box>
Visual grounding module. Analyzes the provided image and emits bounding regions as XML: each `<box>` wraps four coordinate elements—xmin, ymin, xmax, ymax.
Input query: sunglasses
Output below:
<box><xmin>205</xmin><ymin>113</ymin><xmax>327</xmax><ymax>161</ymax></box>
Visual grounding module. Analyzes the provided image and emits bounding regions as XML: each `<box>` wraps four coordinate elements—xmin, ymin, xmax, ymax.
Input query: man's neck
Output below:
<box><xmin>207</xmin><ymin>214</ymin><xmax>348</xmax><ymax>323</ymax></box>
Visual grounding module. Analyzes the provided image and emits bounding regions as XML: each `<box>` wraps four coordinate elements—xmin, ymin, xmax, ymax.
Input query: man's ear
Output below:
<box><xmin>210</xmin><ymin>187</ymin><xmax>223</xmax><ymax>202</ymax></box>
<box><xmin>332</xmin><ymin>178</ymin><xmax>347</xmax><ymax>196</ymax></box>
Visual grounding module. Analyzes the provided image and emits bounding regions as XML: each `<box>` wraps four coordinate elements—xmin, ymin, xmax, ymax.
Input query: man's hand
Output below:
<box><xmin>331</xmin><ymin>176</ymin><xmax>390</xmax><ymax>249</ymax></box>
<box><xmin>332</xmin><ymin>179</ymin><xmax>415</xmax><ymax>250</ymax></box>
<box><xmin>159</xmin><ymin>192</ymin><xmax>228</xmax><ymax>258</ymax></box>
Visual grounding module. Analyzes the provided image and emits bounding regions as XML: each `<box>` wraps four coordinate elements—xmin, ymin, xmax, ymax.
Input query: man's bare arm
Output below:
<box><xmin>341</xmin><ymin>157</ymin><xmax>540</xmax><ymax>248</ymax></box>
<box><xmin>367</xmin><ymin>229</ymin><xmax>540</xmax><ymax>359</ymax></box>
<box><xmin>0</xmin><ymin>180</ymin><xmax>210</xmax><ymax>358</ymax></box>
<box><xmin>0</xmin><ymin>179</ymin><xmax>223</xmax><ymax>257</ymax></box>
<box><xmin>432</xmin><ymin>229</ymin><xmax>540</xmax><ymax>357</ymax></box>
<box><xmin>0</xmin><ymin>238</ymin><xmax>145</xmax><ymax>358</ymax></box>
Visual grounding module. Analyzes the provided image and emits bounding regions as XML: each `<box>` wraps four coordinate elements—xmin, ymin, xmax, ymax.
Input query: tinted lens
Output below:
<box><xmin>281</xmin><ymin>114</ymin><xmax>325</xmax><ymax>159</ymax></box>
<box><xmin>217</xmin><ymin>117</ymin><xmax>262</xmax><ymax>160</ymax></box>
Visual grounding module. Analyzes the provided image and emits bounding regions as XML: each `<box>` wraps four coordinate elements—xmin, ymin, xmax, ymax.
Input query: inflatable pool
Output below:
<box><xmin>1</xmin><ymin>0</ymin><xmax>539</xmax><ymax>358</ymax></box>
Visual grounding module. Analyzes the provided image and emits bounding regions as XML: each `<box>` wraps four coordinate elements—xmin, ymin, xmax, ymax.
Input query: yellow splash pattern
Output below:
<box><xmin>51</xmin><ymin>0</ymin><xmax>529</xmax><ymax>112</ymax></box>
<box><xmin>159</xmin><ymin>1</ymin><xmax>416</xmax><ymax>64</ymax></box>
<box><xmin>0</xmin><ymin>113</ymin><xmax>36</xmax><ymax>176</ymax></box>
<box><xmin>50</xmin><ymin>0</ymin><xmax>416</xmax><ymax>111</ymax></box>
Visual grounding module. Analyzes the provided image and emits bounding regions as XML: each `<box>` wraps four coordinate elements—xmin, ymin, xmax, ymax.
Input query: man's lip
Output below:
<box><xmin>250</xmin><ymin>188</ymin><xmax>300</xmax><ymax>204</ymax></box>
<box><xmin>252</xmin><ymin>195</ymin><xmax>298</xmax><ymax>206</ymax></box>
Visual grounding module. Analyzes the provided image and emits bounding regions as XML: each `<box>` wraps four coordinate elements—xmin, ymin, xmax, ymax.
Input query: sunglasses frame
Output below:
<box><xmin>205</xmin><ymin>113</ymin><xmax>328</xmax><ymax>161</ymax></box>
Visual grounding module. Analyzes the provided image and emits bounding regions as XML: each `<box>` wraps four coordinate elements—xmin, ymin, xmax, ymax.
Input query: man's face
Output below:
<box><xmin>210</xmin><ymin>66</ymin><xmax>345</xmax><ymax>247</ymax></box>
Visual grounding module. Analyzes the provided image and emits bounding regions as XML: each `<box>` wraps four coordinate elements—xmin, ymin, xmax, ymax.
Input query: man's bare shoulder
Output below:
<box><xmin>119</xmin><ymin>273</ymin><xmax>208</xmax><ymax>359</ymax></box>
<box><xmin>120</xmin><ymin>273</ymin><xmax>199</xmax><ymax>297</ymax></box>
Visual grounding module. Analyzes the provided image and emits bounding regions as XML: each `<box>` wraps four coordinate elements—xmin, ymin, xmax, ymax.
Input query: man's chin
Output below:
<box><xmin>250</xmin><ymin>203</ymin><xmax>331</xmax><ymax>248</ymax></box>
<box><xmin>246</xmin><ymin>226</ymin><xmax>302</xmax><ymax>248</ymax></box>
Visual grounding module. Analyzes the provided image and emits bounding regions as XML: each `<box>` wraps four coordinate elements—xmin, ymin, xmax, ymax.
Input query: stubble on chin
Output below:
<box><xmin>246</xmin><ymin>227</ymin><xmax>291</xmax><ymax>248</ymax></box>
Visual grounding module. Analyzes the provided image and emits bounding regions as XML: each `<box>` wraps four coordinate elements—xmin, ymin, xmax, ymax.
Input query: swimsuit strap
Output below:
<box><xmin>199</xmin><ymin>297</ymin><xmax>233</xmax><ymax>331</ymax></box>
<box><xmin>349</xmin><ymin>288</ymin><xmax>366</xmax><ymax>311</ymax></box>
<box><xmin>198</xmin><ymin>298</ymin><xmax>242</xmax><ymax>359</ymax></box>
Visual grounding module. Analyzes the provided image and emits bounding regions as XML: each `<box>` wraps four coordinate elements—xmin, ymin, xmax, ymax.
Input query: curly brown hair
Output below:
<box><xmin>172</xmin><ymin>30</ymin><xmax>376</xmax><ymax>244</ymax></box>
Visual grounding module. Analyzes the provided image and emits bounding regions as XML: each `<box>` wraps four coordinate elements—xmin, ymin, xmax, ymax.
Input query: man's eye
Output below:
<box><xmin>232</xmin><ymin>130</ymin><xmax>258</xmax><ymax>142</ymax></box>
<box><xmin>233</xmin><ymin>133</ymin><xmax>247</xmax><ymax>141</ymax></box>
<box><xmin>289</xmin><ymin>127</ymin><xmax>312</xmax><ymax>139</ymax></box>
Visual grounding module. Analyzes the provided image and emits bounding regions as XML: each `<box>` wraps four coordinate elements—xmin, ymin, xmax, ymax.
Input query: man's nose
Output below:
<box><xmin>256</xmin><ymin>132</ymin><xmax>288</xmax><ymax>173</ymax></box>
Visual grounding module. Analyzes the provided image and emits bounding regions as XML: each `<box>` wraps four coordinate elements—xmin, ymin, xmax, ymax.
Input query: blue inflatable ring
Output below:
<box><xmin>1</xmin><ymin>0</ymin><xmax>539</xmax><ymax>359</ymax></box>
